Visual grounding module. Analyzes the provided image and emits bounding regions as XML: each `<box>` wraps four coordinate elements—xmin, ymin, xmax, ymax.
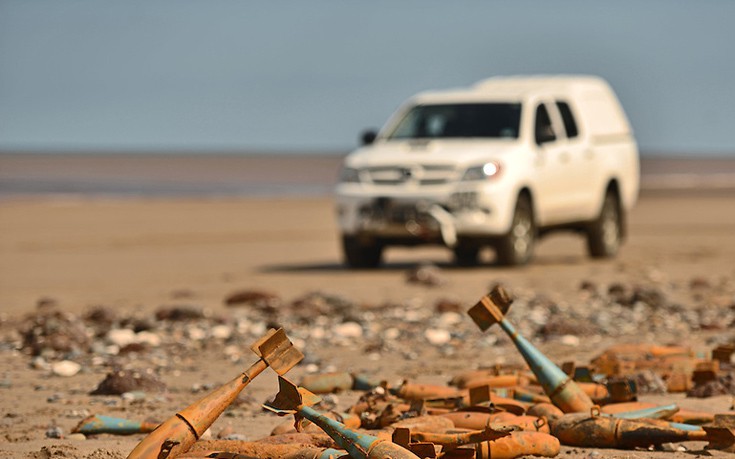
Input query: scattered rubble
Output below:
<box><xmin>2</xmin><ymin>274</ymin><xmax>735</xmax><ymax>457</ymax></box>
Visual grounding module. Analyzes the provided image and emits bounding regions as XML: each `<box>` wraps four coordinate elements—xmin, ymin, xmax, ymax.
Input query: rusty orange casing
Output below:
<box><xmin>468</xmin><ymin>287</ymin><xmax>595</xmax><ymax>414</ymax></box>
<box><xmin>463</xmin><ymin>374</ymin><xmax>530</xmax><ymax>390</ymax></box>
<box><xmin>395</xmin><ymin>382</ymin><xmax>466</xmax><ymax>401</ymax></box>
<box><xmin>550</xmin><ymin>410</ymin><xmax>707</xmax><ymax>448</ymax></box>
<box><xmin>127</xmin><ymin>328</ymin><xmax>303</xmax><ymax>459</ymax></box>
<box><xmin>488</xmin><ymin>412</ymin><xmax>550</xmax><ymax>433</ymax></box>
<box><xmin>470</xmin><ymin>431</ymin><xmax>560</xmax><ymax>459</ymax></box>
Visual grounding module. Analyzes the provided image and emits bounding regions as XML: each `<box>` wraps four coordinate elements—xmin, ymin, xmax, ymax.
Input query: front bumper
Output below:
<box><xmin>335</xmin><ymin>184</ymin><xmax>514</xmax><ymax>246</ymax></box>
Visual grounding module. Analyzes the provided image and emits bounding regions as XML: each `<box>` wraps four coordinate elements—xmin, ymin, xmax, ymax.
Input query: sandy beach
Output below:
<box><xmin>1</xmin><ymin>184</ymin><xmax>735</xmax><ymax>457</ymax></box>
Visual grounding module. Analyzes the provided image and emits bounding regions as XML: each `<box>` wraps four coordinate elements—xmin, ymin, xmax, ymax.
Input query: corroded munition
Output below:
<box><xmin>265</xmin><ymin>376</ymin><xmax>422</xmax><ymax>459</ymax></box>
<box><xmin>72</xmin><ymin>414</ymin><xmax>159</xmax><ymax>435</ymax></box>
<box><xmin>468</xmin><ymin>286</ymin><xmax>595</xmax><ymax>413</ymax></box>
<box><xmin>300</xmin><ymin>372</ymin><xmax>378</xmax><ymax>394</ymax></box>
<box><xmin>444</xmin><ymin>431</ymin><xmax>560</xmax><ymax>459</ymax></box>
<box><xmin>127</xmin><ymin>328</ymin><xmax>304</xmax><ymax>459</ymax></box>
<box><xmin>550</xmin><ymin>408</ymin><xmax>708</xmax><ymax>448</ymax></box>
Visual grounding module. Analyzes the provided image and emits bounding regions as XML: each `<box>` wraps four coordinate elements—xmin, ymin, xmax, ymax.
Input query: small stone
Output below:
<box><xmin>438</xmin><ymin>312</ymin><xmax>462</xmax><ymax>326</ymax></box>
<box><xmin>660</xmin><ymin>443</ymin><xmax>686</xmax><ymax>452</ymax></box>
<box><xmin>424</xmin><ymin>328</ymin><xmax>451</xmax><ymax>346</ymax></box>
<box><xmin>135</xmin><ymin>331</ymin><xmax>161</xmax><ymax>347</ymax></box>
<box><xmin>46</xmin><ymin>426</ymin><xmax>63</xmax><ymax>439</ymax></box>
<box><xmin>90</xmin><ymin>369</ymin><xmax>166</xmax><ymax>395</ymax></box>
<box><xmin>211</xmin><ymin>325</ymin><xmax>232</xmax><ymax>340</ymax></box>
<box><xmin>51</xmin><ymin>360</ymin><xmax>81</xmax><ymax>377</ymax></box>
<box><xmin>406</xmin><ymin>263</ymin><xmax>445</xmax><ymax>287</ymax></box>
<box><xmin>187</xmin><ymin>327</ymin><xmax>207</xmax><ymax>341</ymax></box>
<box><xmin>560</xmin><ymin>335</ymin><xmax>580</xmax><ymax>346</ymax></box>
<box><xmin>106</xmin><ymin>329</ymin><xmax>136</xmax><ymax>348</ymax></box>
<box><xmin>155</xmin><ymin>305</ymin><xmax>205</xmax><ymax>321</ymax></box>
<box><xmin>334</xmin><ymin>322</ymin><xmax>363</xmax><ymax>339</ymax></box>
<box><xmin>121</xmin><ymin>391</ymin><xmax>147</xmax><ymax>402</ymax></box>
<box><xmin>31</xmin><ymin>356</ymin><xmax>50</xmax><ymax>371</ymax></box>
<box><xmin>66</xmin><ymin>433</ymin><xmax>86</xmax><ymax>441</ymax></box>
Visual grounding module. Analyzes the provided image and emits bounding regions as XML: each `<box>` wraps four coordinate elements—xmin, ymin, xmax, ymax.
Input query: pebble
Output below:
<box><xmin>560</xmin><ymin>335</ymin><xmax>580</xmax><ymax>347</ymax></box>
<box><xmin>45</xmin><ymin>426</ymin><xmax>64</xmax><ymax>439</ymax></box>
<box><xmin>106</xmin><ymin>329</ymin><xmax>137</xmax><ymax>348</ymax></box>
<box><xmin>334</xmin><ymin>322</ymin><xmax>363</xmax><ymax>339</ymax></box>
<box><xmin>51</xmin><ymin>360</ymin><xmax>82</xmax><ymax>377</ymax></box>
<box><xmin>424</xmin><ymin>328</ymin><xmax>451</xmax><ymax>346</ymax></box>
<box><xmin>66</xmin><ymin>433</ymin><xmax>86</xmax><ymax>441</ymax></box>
<box><xmin>211</xmin><ymin>325</ymin><xmax>232</xmax><ymax>340</ymax></box>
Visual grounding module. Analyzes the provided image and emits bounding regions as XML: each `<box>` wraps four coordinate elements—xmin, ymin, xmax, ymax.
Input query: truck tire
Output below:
<box><xmin>496</xmin><ymin>194</ymin><xmax>535</xmax><ymax>266</ymax></box>
<box><xmin>453</xmin><ymin>243</ymin><xmax>481</xmax><ymax>267</ymax></box>
<box><xmin>342</xmin><ymin>235</ymin><xmax>383</xmax><ymax>268</ymax></box>
<box><xmin>587</xmin><ymin>190</ymin><xmax>622</xmax><ymax>258</ymax></box>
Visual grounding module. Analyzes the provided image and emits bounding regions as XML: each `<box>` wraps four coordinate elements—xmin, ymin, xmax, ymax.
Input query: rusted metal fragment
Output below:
<box><xmin>127</xmin><ymin>328</ymin><xmax>303</xmax><ymax>459</ymax></box>
<box><xmin>468</xmin><ymin>286</ymin><xmax>594</xmax><ymax>414</ymax></box>
<box><xmin>72</xmin><ymin>414</ymin><xmax>159</xmax><ymax>435</ymax></box>
<box><xmin>550</xmin><ymin>409</ymin><xmax>707</xmax><ymax>448</ymax></box>
<box><xmin>264</xmin><ymin>376</ymin><xmax>422</xmax><ymax>459</ymax></box>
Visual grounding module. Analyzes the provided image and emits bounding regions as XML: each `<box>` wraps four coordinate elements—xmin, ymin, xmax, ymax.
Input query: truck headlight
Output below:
<box><xmin>339</xmin><ymin>167</ymin><xmax>361</xmax><ymax>183</ymax></box>
<box><xmin>461</xmin><ymin>161</ymin><xmax>501</xmax><ymax>181</ymax></box>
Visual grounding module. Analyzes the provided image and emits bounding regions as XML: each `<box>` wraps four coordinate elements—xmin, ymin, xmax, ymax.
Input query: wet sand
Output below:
<box><xmin>1</xmin><ymin>190</ymin><xmax>735</xmax><ymax>458</ymax></box>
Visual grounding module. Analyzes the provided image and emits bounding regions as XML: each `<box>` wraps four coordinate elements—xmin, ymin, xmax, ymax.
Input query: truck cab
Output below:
<box><xmin>335</xmin><ymin>75</ymin><xmax>639</xmax><ymax>267</ymax></box>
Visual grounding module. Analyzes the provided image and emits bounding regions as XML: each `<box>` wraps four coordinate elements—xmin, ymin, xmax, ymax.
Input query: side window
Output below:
<box><xmin>534</xmin><ymin>104</ymin><xmax>556</xmax><ymax>145</ymax></box>
<box><xmin>556</xmin><ymin>101</ymin><xmax>579</xmax><ymax>139</ymax></box>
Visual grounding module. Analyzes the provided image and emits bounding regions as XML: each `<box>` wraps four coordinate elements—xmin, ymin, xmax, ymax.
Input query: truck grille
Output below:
<box><xmin>365</xmin><ymin>164</ymin><xmax>456</xmax><ymax>186</ymax></box>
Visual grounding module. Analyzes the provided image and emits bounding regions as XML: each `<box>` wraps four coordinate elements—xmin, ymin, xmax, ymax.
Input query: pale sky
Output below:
<box><xmin>1</xmin><ymin>1</ymin><xmax>734</xmax><ymax>155</ymax></box>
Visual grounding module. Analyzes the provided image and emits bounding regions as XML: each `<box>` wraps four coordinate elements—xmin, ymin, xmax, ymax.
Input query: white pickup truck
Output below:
<box><xmin>335</xmin><ymin>75</ymin><xmax>639</xmax><ymax>267</ymax></box>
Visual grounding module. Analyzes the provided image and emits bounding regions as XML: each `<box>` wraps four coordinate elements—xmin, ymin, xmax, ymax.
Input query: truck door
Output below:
<box><xmin>532</xmin><ymin>101</ymin><xmax>573</xmax><ymax>225</ymax></box>
<box><xmin>554</xmin><ymin>100</ymin><xmax>599</xmax><ymax>220</ymax></box>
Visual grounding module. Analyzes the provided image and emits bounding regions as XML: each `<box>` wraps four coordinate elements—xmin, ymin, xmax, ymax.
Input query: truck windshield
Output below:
<box><xmin>386</xmin><ymin>103</ymin><xmax>522</xmax><ymax>140</ymax></box>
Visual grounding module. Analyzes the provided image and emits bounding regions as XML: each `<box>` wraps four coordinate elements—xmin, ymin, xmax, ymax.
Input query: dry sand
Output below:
<box><xmin>1</xmin><ymin>191</ymin><xmax>735</xmax><ymax>458</ymax></box>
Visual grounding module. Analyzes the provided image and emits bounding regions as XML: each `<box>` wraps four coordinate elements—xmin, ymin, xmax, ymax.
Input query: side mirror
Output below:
<box><xmin>360</xmin><ymin>129</ymin><xmax>377</xmax><ymax>146</ymax></box>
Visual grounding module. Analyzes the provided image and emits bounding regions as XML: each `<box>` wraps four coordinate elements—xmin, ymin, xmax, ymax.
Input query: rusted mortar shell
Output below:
<box><xmin>488</xmin><ymin>412</ymin><xmax>550</xmax><ymax>433</ymax></box>
<box><xmin>602</xmin><ymin>343</ymin><xmax>692</xmax><ymax>358</ymax></box>
<box><xmin>180</xmin><ymin>442</ymin><xmax>334</xmax><ymax>459</ymax></box>
<box><xmin>127</xmin><ymin>328</ymin><xmax>304</xmax><ymax>459</ymax></box>
<box><xmin>449</xmin><ymin>369</ymin><xmax>499</xmax><ymax>388</ymax></box>
<box><xmin>393</xmin><ymin>426</ymin><xmax>511</xmax><ymax>448</ymax></box>
<box><xmin>440</xmin><ymin>412</ymin><xmax>549</xmax><ymax>433</ymax></box>
<box><xmin>394</xmin><ymin>382</ymin><xmax>466</xmax><ymax>401</ymax></box>
<box><xmin>468</xmin><ymin>287</ymin><xmax>595</xmax><ymax>414</ymax></box>
<box><xmin>265</xmin><ymin>376</ymin><xmax>422</xmax><ymax>459</ymax></box>
<box><xmin>601</xmin><ymin>402</ymin><xmax>715</xmax><ymax>425</ymax></box>
<box><xmin>550</xmin><ymin>409</ymin><xmax>707</xmax><ymax>448</ymax></box>
<box><xmin>300</xmin><ymin>372</ymin><xmax>354</xmax><ymax>394</ymax></box>
<box><xmin>527</xmin><ymin>403</ymin><xmax>564</xmax><ymax>422</ymax></box>
<box><xmin>299</xmin><ymin>373</ymin><xmax>379</xmax><ymax>394</ymax></box>
<box><xmin>72</xmin><ymin>414</ymin><xmax>159</xmax><ymax>435</ymax></box>
<box><xmin>272</xmin><ymin>412</ymin><xmax>361</xmax><ymax>436</ymax></box>
<box><xmin>608</xmin><ymin>403</ymin><xmax>680</xmax><ymax>420</ymax></box>
<box><xmin>464</xmin><ymin>375</ymin><xmax>530</xmax><ymax>390</ymax></box>
<box><xmin>469</xmin><ymin>431</ymin><xmax>561</xmax><ymax>459</ymax></box>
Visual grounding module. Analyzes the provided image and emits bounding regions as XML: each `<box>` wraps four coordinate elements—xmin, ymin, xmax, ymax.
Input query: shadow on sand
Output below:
<box><xmin>258</xmin><ymin>253</ymin><xmax>588</xmax><ymax>274</ymax></box>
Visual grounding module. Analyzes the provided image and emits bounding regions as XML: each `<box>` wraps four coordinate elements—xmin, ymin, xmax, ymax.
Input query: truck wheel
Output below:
<box><xmin>453</xmin><ymin>243</ymin><xmax>480</xmax><ymax>267</ymax></box>
<box><xmin>587</xmin><ymin>191</ymin><xmax>622</xmax><ymax>258</ymax></box>
<box><xmin>342</xmin><ymin>236</ymin><xmax>383</xmax><ymax>269</ymax></box>
<box><xmin>496</xmin><ymin>194</ymin><xmax>535</xmax><ymax>266</ymax></box>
